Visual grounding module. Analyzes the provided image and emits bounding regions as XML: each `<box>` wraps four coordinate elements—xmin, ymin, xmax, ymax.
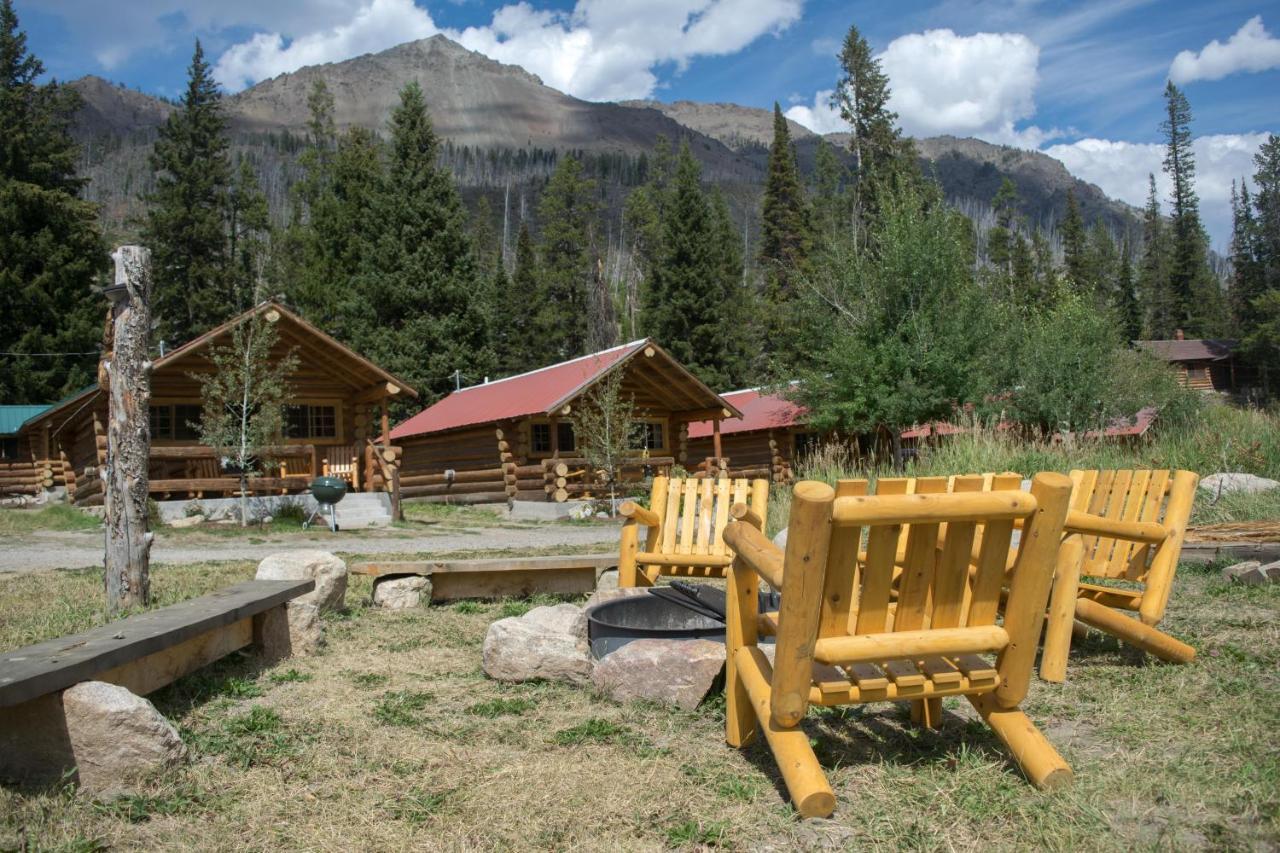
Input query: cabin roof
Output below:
<box><xmin>687</xmin><ymin>386</ymin><xmax>807</xmax><ymax>438</ymax></box>
<box><xmin>0</xmin><ymin>405</ymin><xmax>52</xmax><ymax>436</ymax></box>
<box><xmin>1135</xmin><ymin>338</ymin><xmax>1237</xmax><ymax>363</ymax></box>
<box><xmin>391</xmin><ymin>339</ymin><xmax>740</xmax><ymax>440</ymax></box>
<box><xmin>19</xmin><ymin>301</ymin><xmax>417</xmax><ymax>433</ymax></box>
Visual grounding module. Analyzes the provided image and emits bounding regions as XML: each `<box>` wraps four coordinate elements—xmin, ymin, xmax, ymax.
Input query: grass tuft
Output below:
<box><xmin>466</xmin><ymin>697</ymin><xmax>535</xmax><ymax>718</ymax></box>
<box><xmin>372</xmin><ymin>690</ymin><xmax>433</xmax><ymax>727</ymax></box>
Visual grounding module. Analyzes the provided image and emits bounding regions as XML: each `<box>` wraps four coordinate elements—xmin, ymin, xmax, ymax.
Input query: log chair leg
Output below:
<box><xmin>736</xmin><ymin>646</ymin><xmax>835</xmax><ymax>818</ymax></box>
<box><xmin>617</xmin><ymin>523</ymin><xmax>639</xmax><ymax>588</ymax></box>
<box><xmin>969</xmin><ymin>693</ymin><xmax>1072</xmax><ymax>790</ymax></box>
<box><xmin>910</xmin><ymin>697</ymin><xmax>944</xmax><ymax>729</ymax></box>
<box><xmin>1040</xmin><ymin>536</ymin><xmax>1085</xmax><ymax>683</ymax></box>
<box><xmin>725</xmin><ymin>559</ymin><xmax>759</xmax><ymax>749</ymax></box>
<box><xmin>1073</xmin><ymin>598</ymin><xmax>1195</xmax><ymax>663</ymax></box>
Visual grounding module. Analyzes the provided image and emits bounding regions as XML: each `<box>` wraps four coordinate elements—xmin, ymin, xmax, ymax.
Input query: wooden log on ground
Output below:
<box><xmin>400</xmin><ymin>481</ymin><xmax>507</xmax><ymax>498</ymax></box>
<box><xmin>402</xmin><ymin>491</ymin><xmax>509</xmax><ymax>505</ymax></box>
<box><xmin>399</xmin><ymin>468</ymin><xmax>506</xmax><ymax>487</ymax></box>
<box><xmin>512</xmin><ymin>489</ymin><xmax>550</xmax><ymax>501</ymax></box>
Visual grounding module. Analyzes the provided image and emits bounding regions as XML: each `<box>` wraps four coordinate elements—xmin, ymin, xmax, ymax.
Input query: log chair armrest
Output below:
<box><xmin>619</xmin><ymin>500</ymin><xmax>662</xmax><ymax>529</ymax></box>
<box><xmin>729</xmin><ymin>502</ymin><xmax>763</xmax><ymax>531</ymax></box>
<box><xmin>724</xmin><ymin>519</ymin><xmax>784</xmax><ymax>590</ymax></box>
<box><xmin>1065</xmin><ymin>510</ymin><xmax>1168</xmax><ymax>545</ymax></box>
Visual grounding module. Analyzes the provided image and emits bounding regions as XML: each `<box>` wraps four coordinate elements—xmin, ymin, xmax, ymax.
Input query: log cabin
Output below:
<box><xmin>12</xmin><ymin>301</ymin><xmax>417</xmax><ymax>507</ymax></box>
<box><xmin>684</xmin><ymin>385</ymin><xmax>833</xmax><ymax>483</ymax></box>
<box><xmin>390</xmin><ymin>340</ymin><xmax>741</xmax><ymax>504</ymax></box>
<box><xmin>1135</xmin><ymin>334</ymin><xmax>1241</xmax><ymax>393</ymax></box>
<box><xmin>0</xmin><ymin>405</ymin><xmax>54</xmax><ymax>496</ymax></box>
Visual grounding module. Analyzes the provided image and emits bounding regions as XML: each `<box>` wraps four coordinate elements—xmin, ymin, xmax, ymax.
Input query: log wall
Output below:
<box><xmin>688</xmin><ymin>429</ymin><xmax>796</xmax><ymax>483</ymax></box>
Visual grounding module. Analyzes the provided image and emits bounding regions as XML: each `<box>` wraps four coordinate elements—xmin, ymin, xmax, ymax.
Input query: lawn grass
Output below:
<box><xmin>2</xmin><ymin>560</ymin><xmax>1278</xmax><ymax>850</ymax></box>
<box><xmin>0</xmin><ymin>504</ymin><xmax>101</xmax><ymax>536</ymax></box>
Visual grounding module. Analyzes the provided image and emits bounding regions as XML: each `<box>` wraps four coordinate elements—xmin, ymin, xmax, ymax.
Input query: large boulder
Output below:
<box><xmin>583</xmin><ymin>585</ymin><xmax>649</xmax><ymax>612</ymax></box>
<box><xmin>62</xmin><ymin>682</ymin><xmax>187</xmax><ymax>794</ymax></box>
<box><xmin>1200</xmin><ymin>472</ymin><xmax>1280</xmax><ymax>496</ymax></box>
<box><xmin>255</xmin><ymin>550</ymin><xmax>347</xmax><ymax>612</ymax></box>
<box><xmin>373</xmin><ymin>575</ymin><xmax>432</xmax><ymax>610</ymax></box>
<box><xmin>482</xmin><ymin>604</ymin><xmax>592</xmax><ymax>685</ymax></box>
<box><xmin>592</xmin><ymin>639</ymin><xmax>726</xmax><ymax>711</ymax></box>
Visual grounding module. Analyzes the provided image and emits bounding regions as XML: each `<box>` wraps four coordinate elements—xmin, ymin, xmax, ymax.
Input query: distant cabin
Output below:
<box><xmin>6</xmin><ymin>301</ymin><xmax>416</xmax><ymax>505</ymax></box>
<box><xmin>1135</xmin><ymin>334</ymin><xmax>1240</xmax><ymax>393</ymax></box>
<box><xmin>390</xmin><ymin>340</ymin><xmax>740</xmax><ymax>504</ymax></box>
<box><xmin>686</xmin><ymin>386</ymin><xmax>838</xmax><ymax>483</ymax></box>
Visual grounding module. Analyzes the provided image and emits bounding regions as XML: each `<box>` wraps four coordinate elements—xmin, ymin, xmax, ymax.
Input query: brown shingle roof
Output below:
<box><xmin>1134</xmin><ymin>339</ymin><xmax>1237</xmax><ymax>362</ymax></box>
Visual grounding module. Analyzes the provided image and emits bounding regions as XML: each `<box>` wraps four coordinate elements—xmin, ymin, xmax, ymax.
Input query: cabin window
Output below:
<box><xmin>0</xmin><ymin>437</ymin><xmax>18</xmax><ymax>460</ymax></box>
<box><xmin>285</xmin><ymin>404</ymin><xmax>338</xmax><ymax>439</ymax></box>
<box><xmin>148</xmin><ymin>404</ymin><xmax>203</xmax><ymax>441</ymax></box>
<box><xmin>530</xmin><ymin>421</ymin><xmax>575</xmax><ymax>455</ymax></box>
<box><xmin>630</xmin><ymin>421</ymin><xmax>665</xmax><ymax>450</ymax></box>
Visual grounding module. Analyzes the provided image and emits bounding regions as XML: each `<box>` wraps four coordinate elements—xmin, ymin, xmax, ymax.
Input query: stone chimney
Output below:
<box><xmin>1174</xmin><ymin>329</ymin><xmax>1185</xmax><ymax>340</ymax></box>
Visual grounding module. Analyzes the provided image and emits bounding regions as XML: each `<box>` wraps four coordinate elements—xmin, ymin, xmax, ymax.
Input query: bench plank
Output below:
<box><xmin>351</xmin><ymin>553</ymin><xmax>618</xmax><ymax>577</ymax></box>
<box><xmin>0</xmin><ymin>579</ymin><xmax>313</xmax><ymax>708</ymax></box>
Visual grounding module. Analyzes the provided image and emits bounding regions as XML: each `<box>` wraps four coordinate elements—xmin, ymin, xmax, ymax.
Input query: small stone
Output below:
<box><xmin>255</xmin><ymin>550</ymin><xmax>347</xmax><ymax>612</ymax></box>
<box><xmin>1222</xmin><ymin>560</ymin><xmax>1261</xmax><ymax>583</ymax></box>
<box><xmin>167</xmin><ymin>515</ymin><xmax>202</xmax><ymax>528</ymax></box>
<box><xmin>595</xmin><ymin>568</ymin><xmax>619</xmax><ymax>593</ymax></box>
<box><xmin>61</xmin><ymin>681</ymin><xmax>187</xmax><ymax>794</ymax></box>
<box><xmin>372</xmin><ymin>575</ymin><xmax>431</xmax><ymax>609</ymax></box>
<box><xmin>482</xmin><ymin>604</ymin><xmax>592</xmax><ymax>685</ymax></box>
<box><xmin>261</xmin><ymin>515</ymin><xmax>274</xmax><ymax>525</ymax></box>
<box><xmin>1200</xmin><ymin>472</ymin><xmax>1280</xmax><ymax>496</ymax></box>
<box><xmin>592</xmin><ymin>639</ymin><xmax>726</xmax><ymax>711</ymax></box>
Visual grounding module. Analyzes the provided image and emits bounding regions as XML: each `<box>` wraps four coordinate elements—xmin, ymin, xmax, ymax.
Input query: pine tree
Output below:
<box><xmin>143</xmin><ymin>40</ymin><xmax>232</xmax><ymax>344</ymax></box>
<box><xmin>759</xmin><ymin>103</ymin><xmax>812</xmax><ymax>305</ymax></box>
<box><xmin>986</xmin><ymin>178</ymin><xmax>1019</xmax><ymax>281</ymax></box>
<box><xmin>0</xmin><ymin>0</ymin><xmax>103</xmax><ymax>403</ymax></box>
<box><xmin>226</xmin><ymin>156</ymin><xmax>270</xmax><ymax>310</ymax></box>
<box><xmin>1138</xmin><ymin>174</ymin><xmax>1175</xmax><ymax>337</ymax></box>
<box><xmin>1084</xmin><ymin>220</ymin><xmax>1118</xmax><ymax>306</ymax></box>
<box><xmin>709</xmin><ymin>188</ymin><xmax>754</xmax><ymax>386</ymax></box>
<box><xmin>642</xmin><ymin>143</ymin><xmax>748</xmax><ymax>388</ymax></box>
<box><xmin>832</xmin><ymin>24</ymin><xmax>913</xmax><ymax>189</ymax></box>
<box><xmin>503</xmin><ymin>222</ymin><xmax>541</xmax><ymax>374</ymax></box>
<box><xmin>1060</xmin><ymin>189</ymin><xmax>1087</xmax><ymax>292</ymax></box>
<box><xmin>1115</xmin><ymin>238</ymin><xmax>1141</xmax><ymax>341</ymax></box>
<box><xmin>536</xmin><ymin>154</ymin><xmax>598</xmax><ymax>362</ymax></box>
<box><xmin>811</xmin><ymin>138</ymin><xmax>850</xmax><ymax>235</ymax></box>
<box><xmin>1251</xmin><ymin>134</ymin><xmax>1280</xmax><ymax>296</ymax></box>
<box><xmin>1161</xmin><ymin>81</ymin><xmax>1222</xmax><ymax>335</ymax></box>
<box><xmin>353</xmin><ymin>82</ymin><xmax>490</xmax><ymax>402</ymax></box>
<box><xmin>1229</xmin><ymin>181</ymin><xmax>1264</xmax><ymax>332</ymax></box>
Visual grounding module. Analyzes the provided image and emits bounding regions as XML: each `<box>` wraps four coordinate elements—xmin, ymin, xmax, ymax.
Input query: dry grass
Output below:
<box><xmin>1</xmin><ymin>561</ymin><xmax>1278</xmax><ymax>851</ymax></box>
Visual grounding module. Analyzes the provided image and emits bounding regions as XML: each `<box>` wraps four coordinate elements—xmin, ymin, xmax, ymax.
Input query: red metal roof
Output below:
<box><xmin>391</xmin><ymin>340</ymin><xmax>649</xmax><ymax>439</ymax></box>
<box><xmin>687</xmin><ymin>386</ymin><xmax>807</xmax><ymax>438</ymax></box>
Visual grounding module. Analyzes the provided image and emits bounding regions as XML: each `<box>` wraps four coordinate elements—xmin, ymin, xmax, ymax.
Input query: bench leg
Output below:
<box><xmin>1041</xmin><ymin>536</ymin><xmax>1085</xmax><ymax>682</ymax></box>
<box><xmin>252</xmin><ymin>605</ymin><xmax>293</xmax><ymax>663</ymax></box>
<box><xmin>969</xmin><ymin>693</ymin><xmax>1072</xmax><ymax>790</ymax></box>
<box><xmin>910</xmin><ymin>697</ymin><xmax>943</xmax><ymax>729</ymax></box>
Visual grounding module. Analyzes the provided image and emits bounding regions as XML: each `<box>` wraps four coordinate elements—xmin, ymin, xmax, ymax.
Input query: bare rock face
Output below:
<box><xmin>482</xmin><ymin>604</ymin><xmax>592</xmax><ymax>685</ymax></box>
<box><xmin>592</xmin><ymin>639</ymin><xmax>726</xmax><ymax>711</ymax></box>
<box><xmin>255</xmin><ymin>550</ymin><xmax>347</xmax><ymax>612</ymax></box>
<box><xmin>373</xmin><ymin>575</ymin><xmax>432</xmax><ymax>610</ymax></box>
<box><xmin>62</xmin><ymin>681</ymin><xmax>187</xmax><ymax>794</ymax></box>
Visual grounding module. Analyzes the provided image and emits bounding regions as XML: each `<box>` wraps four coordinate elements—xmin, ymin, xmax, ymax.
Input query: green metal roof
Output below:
<box><xmin>0</xmin><ymin>405</ymin><xmax>53</xmax><ymax>436</ymax></box>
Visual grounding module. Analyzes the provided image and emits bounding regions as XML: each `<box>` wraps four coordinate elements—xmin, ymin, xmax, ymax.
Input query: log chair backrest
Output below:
<box><xmin>1068</xmin><ymin>468</ymin><xmax>1198</xmax><ymax>623</ymax></box>
<box><xmin>647</xmin><ymin>475</ymin><xmax>768</xmax><ymax>557</ymax></box>
<box><xmin>768</xmin><ymin>472</ymin><xmax>1073</xmax><ymax>721</ymax></box>
<box><xmin>323</xmin><ymin>446</ymin><xmax>360</xmax><ymax>486</ymax></box>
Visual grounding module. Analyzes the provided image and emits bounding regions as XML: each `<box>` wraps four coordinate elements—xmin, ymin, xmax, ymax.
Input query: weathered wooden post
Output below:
<box><xmin>102</xmin><ymin>245</ymin><xmax>153</xmax><ymax>616</ymax></box>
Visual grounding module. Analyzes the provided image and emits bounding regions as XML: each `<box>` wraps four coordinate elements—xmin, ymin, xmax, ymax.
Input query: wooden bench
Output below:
<box><xmin>0</xmin><ymin>579</ymin><xmax>313</xmax><ymax>784</ymax></box>
<box><xmin>351</xmin><ymin>554</ymin><xmax>618</xmax><ymax>601</ymax></box>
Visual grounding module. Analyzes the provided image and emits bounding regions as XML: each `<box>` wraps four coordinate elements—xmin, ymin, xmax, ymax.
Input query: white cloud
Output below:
<box><xmin>783</xmin><ymin>89</ymin><xmax>844</xmax><ymax>134</ymax></box>
<box><xmin>1044</xmin><ymin>132</ymin><xmax>1270</xmax><ymax>248</ymax></box>
<box><xmin>214</xmin><ymin>0</ymin><xmax>439</xmax><ymax>90</ymax></box>
<box><xmin>785</xmin><ymin>29</ymin><xmax>1061</xmax><ymax>146</ymax></box>
<box><xmin>1169</xmin><ymin>15</ymin><xmax>1280</xmax><ymax>85</ymax></box>
<box><xmin>210</xmin><ymin>0</ymin><xmax>802</xmax><ymax>100</ymax></box>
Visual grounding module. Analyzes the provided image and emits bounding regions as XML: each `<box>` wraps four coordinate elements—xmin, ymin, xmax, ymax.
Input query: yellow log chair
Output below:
<box><xmin>322</xmin><ymin>448</ymin><xmax>360</xmax><ymax>488</ymax></box>
<box><xmin>723</xmin><ymin>473</ymin><xmax>1075</xmax><ymax>817</ymax></box>
<box><xmin>616</xmin><ymin>475</ymin><xmax>769</xmax><ymax>588</ymax></box>
<box><xmin>1039</xmin><ymin>468</ymin><xmax>1199</xmax><ymax>681</ymax></box>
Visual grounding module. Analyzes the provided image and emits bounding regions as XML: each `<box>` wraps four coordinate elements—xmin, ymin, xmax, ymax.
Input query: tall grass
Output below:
<box><xmin>766</xmin><ymin>404</ymin><xmax>1280</xmax><ymax>536</ymax></box>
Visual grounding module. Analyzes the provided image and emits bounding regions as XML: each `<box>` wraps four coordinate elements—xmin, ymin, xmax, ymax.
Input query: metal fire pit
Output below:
<box><xmin>587</xmin><ymin>593</ymin><xmax>726</xmax><ymax>658</ymax></box>
<box><xmin>303</xmin><ymin>475</ymin><xmax>348</xmax><ymax>532</ymax></box>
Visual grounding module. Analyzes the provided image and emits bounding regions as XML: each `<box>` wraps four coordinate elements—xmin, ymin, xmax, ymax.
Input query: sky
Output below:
<box><xmin>18</xmin><ymin>0</ymin><xmax>1280</xmax><ymax>248</ymax></box>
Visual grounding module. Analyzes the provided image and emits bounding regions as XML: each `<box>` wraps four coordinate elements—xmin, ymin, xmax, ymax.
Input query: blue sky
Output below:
<box><xmin>18</xmin><ymin>0</ymin><xmax>1280</xmax><ymax>246</ymax></box>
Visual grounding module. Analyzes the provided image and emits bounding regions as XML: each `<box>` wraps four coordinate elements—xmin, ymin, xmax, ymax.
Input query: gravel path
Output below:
<box><xmin>1</xmin><ymin>523</ymin><xmax>621</xmax><ymax>574</ymax></box>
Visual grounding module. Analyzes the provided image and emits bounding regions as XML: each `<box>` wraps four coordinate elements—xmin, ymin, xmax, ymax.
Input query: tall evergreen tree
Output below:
<box><xmin>1138</xmin><ymin>174</ymin><xmax>1175</xmax><ymax>337</ymax></box>
<box><xmin>1229</xmin><ymin>180</ymin><xmax>1264</xmax><ymax>332</ymax></box>
<box><xmin>643</xmin><ymin>143</ymin><xmax>749</xmax><ymax>388</ymax></box>
<box><xmin>1060</xmin><ymin>189</ymin><xmax>1087</xmax><ymax>292</ymax></box>
<box><xmin>811</xmin><ymin>138</ymin><xmax>851</xmax><ymax>235</ymax></box>
<box><xmin>226</xmin><ymin>156</ymin><xmax>270</xmax><ymax>310</ymax></box>
<box><xmin>1115</xmin><ymin>238</ymin><xmax>1141</xmax><ymax>341</ymax></box>
<box><xmin>1251</xmin><ymin>134</ymin><xmax>1280</xmax><ymax>296</ymax></box>
<box><xmin>1161</xmin><ymin>81</ymin><xmax>1222</xmax><ymax>335</ymax></box>
<box><xmin>353</xmin><ymin>82</ymin><xmax>490</xmax><ymax>402</ymax></box>
<box><xmin>759</xmin><ymin>103</ymin><xmax>812</xmax><ymax>303</ymax></box>
<box><xmin>0</xmin><ymin>0</ymin><xmax>103</xmax><ymax>403</ymax></box>
<box><xmin>503</xmin><ymin>222</ymin><xmax>541</xmax><ymax>374</ymax></box>
<box><xmin>143</xmin><ymin>40</ymin><xmax>232</xmax><ymax>344</ymax></box>
<box><xmin>986</xmin><ymin>178</ymin><xmax>1019</xmax><ymax>280</ymax></box>
<box><xmin>536</xmin><ymin>154</ymin><xmax>598</xmax><ymax>361</ymax></box>
<box><xmin>832</xmin><ymin>24</ymin><xmax>913</xmax><ymax>190</ymax></box>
